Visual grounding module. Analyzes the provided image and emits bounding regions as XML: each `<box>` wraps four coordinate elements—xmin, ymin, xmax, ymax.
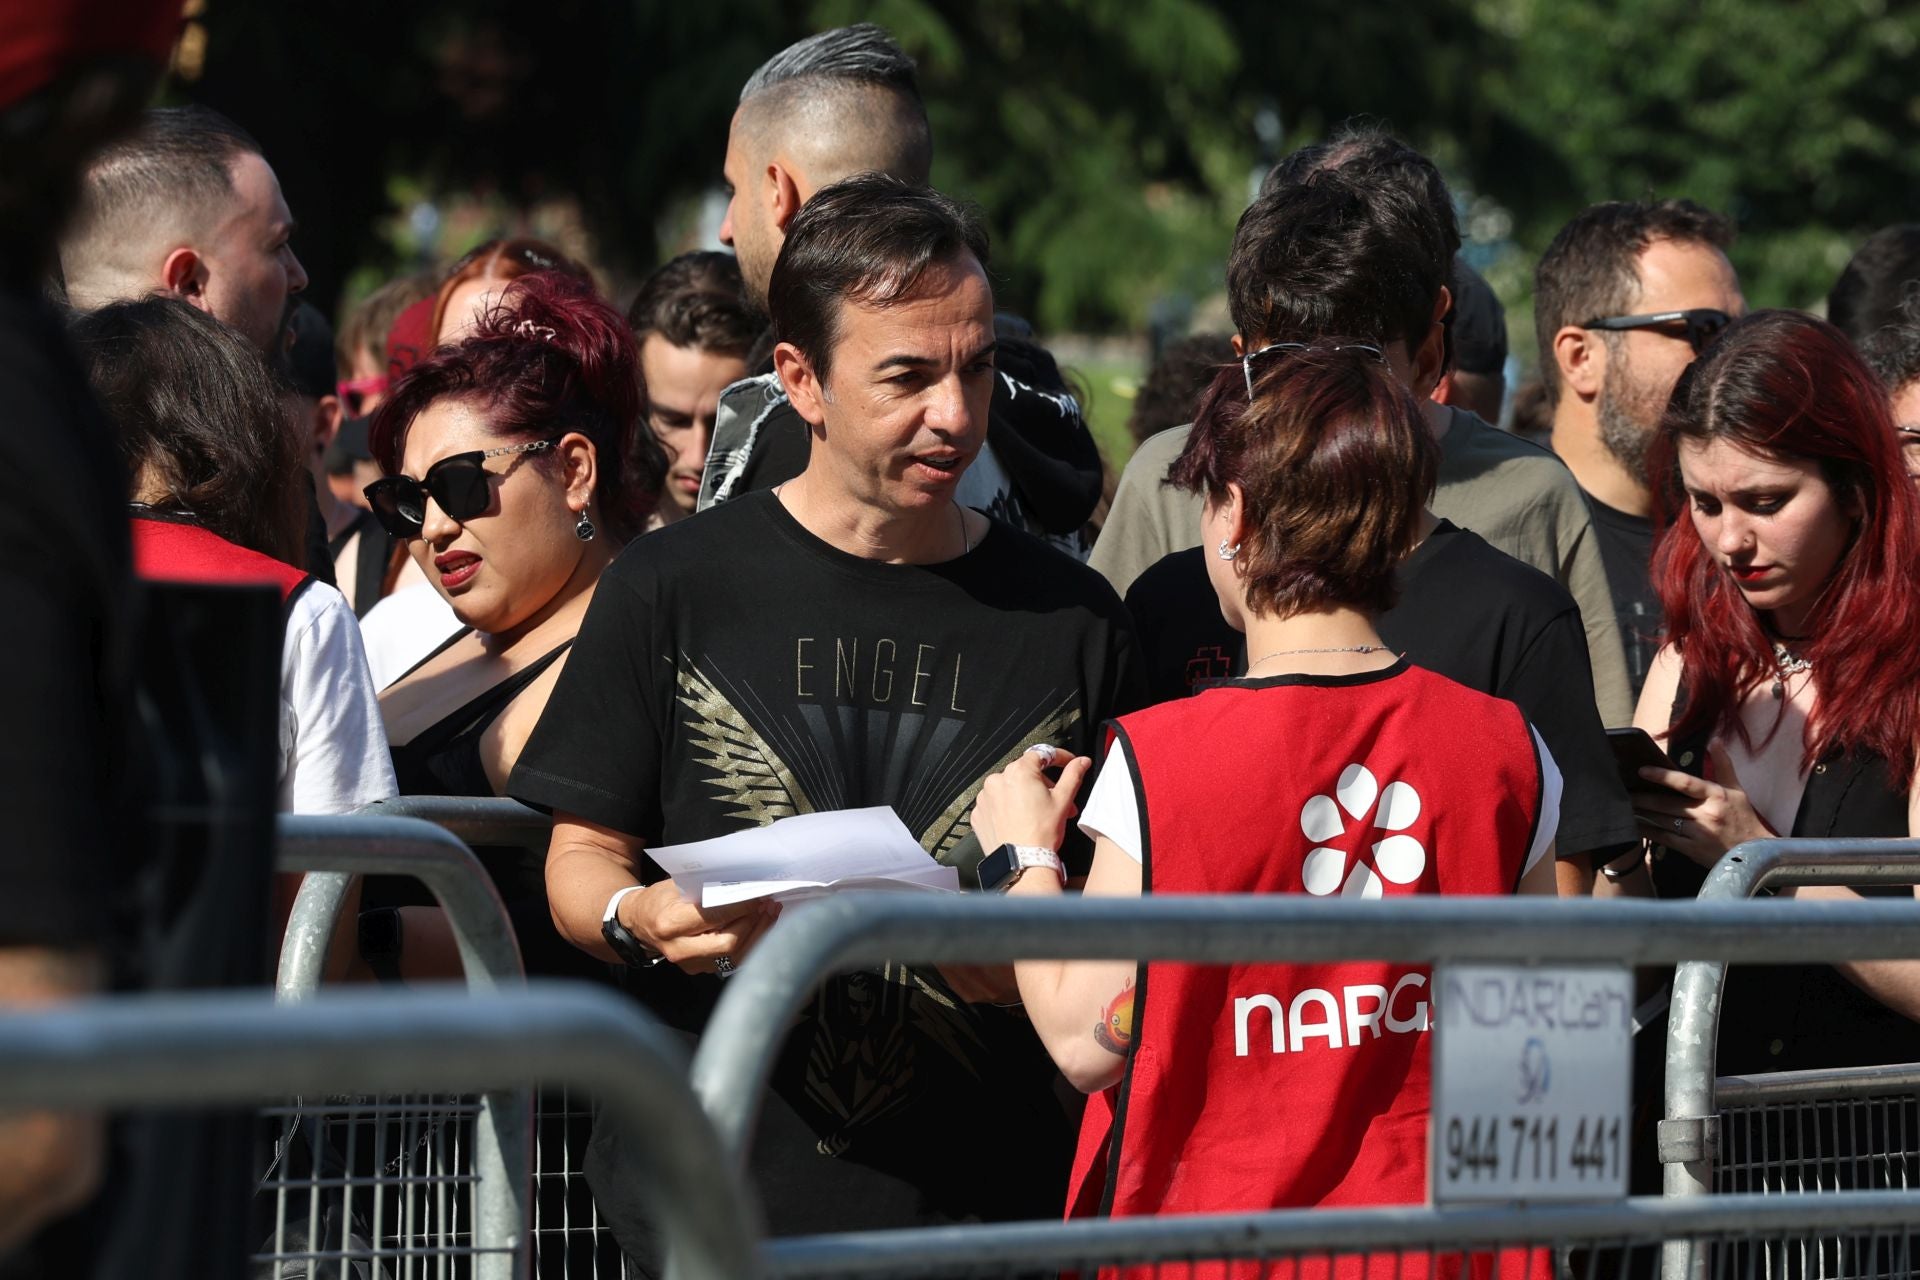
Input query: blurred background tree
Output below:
<box><xmin>178</xmin><ymin>0</ymin><xmax>1920</xmax><ymax>446</ymax></box>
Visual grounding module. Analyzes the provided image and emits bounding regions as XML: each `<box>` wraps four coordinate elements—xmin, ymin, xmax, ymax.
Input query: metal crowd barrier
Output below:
<box><xmin>360</xmin><ymin>796</ymin><xmax>626</xmax><ymax>1278</ymax></box>
<box><xmin>282</xmin><ymin>803</ymin><xmax>628</xmax><ymax>1279</ymax></box>
<box><xmin>760</xmin><ymin>1191</ymin><xmax>1920</xmax><ymax>1278</ymax></box>
<box><xmin>275</xmin><ymin>813</ymin><xmax>532</xmax><ymax>1278</ymax></box>
<box><xmin>691</xmin><ymin>891</ymin><xmax>1920</xmax><ymax>1278</ymax></box>
<box><xmin>0</xmin><ymin>984</ymin><xmax>758</xmax><ymax>1279</ymax></box>
<box><xmin>1662</xmin><ymin>838</ymin><xmax>1920</xmax><ymax>1279</ymax></box>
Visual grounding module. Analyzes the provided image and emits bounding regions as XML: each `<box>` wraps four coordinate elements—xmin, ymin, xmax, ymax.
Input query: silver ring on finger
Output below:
<box><xmin>714</xmin><ymin>955</ymin><xmax>737</xmax><ymax>979</ymax></box>
<box><xmin>1672</xmin><ymin>817</ymin><xmax>1684</xmax><ymax>832</ymax></box>
<box><xmin>1025</xmin><ymin>743</ymin><xmax>1058</xmax><ymax>766</ymax></box>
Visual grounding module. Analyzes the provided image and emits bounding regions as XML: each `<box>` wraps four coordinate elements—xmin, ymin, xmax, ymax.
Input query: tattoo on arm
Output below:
<box><xmin>1093</xmin><ymin>981</ymin><xmax>1135</xmax><ymax>1057</ymax></box>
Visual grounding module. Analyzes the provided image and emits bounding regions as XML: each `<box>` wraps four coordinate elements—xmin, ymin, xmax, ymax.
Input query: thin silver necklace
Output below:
<box><xmin>1769</xmin><ymin>641</ymin><xmax>1811</xmax><ymax>700</ymax></box>
<box><xmin>1246</xmin><ymin>643</ymin><xmax>1389</xmax><ymax>671</ymax></box>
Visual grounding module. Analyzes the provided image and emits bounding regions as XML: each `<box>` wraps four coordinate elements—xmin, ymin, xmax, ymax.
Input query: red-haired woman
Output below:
<box><xmin>357</xmin><ymin>239</ymin><xmax>600</xmax><ymax>680</ymax></box>
<box><xmin>363</xmin><ymin>270</ymin><xmax>662</xmax><ymax>981</ymax></box>
<box><xmin>432</xmin><ymin>237</ymin><xmax>593</xmax><ymax>346</ymax></box>
<box><xmin>972</xmin><ymin>345</ymin><xmax>1559</xmax><ymax>1235</ymax></box>
<box><xmin>1613</xmin><ymin>309</ymin><xmax>1920</xmax><ymax>1073</ymax></box>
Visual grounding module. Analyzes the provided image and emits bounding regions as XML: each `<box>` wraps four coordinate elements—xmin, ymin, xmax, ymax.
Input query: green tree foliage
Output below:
<box><xmin>188</xmin><ymin>0</ymin><xmax>1919</xmax><ymax>332</ymax></box>
<box><xmin>1483</xmin><ymin>0</ymin><xmax>1920</xmax><ymax>310</ymax></box>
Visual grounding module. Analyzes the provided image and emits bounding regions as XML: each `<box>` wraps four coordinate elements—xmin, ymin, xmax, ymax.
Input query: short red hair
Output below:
<box><xmin>1650</xmin><ymin>309</ymin><xmax>1920</xmax><ymax>784</ymax></box>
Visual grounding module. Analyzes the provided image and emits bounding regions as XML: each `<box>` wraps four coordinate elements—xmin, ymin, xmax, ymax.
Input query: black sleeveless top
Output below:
<box><xmin>381</xmin><ymin>631</ymin><xmax>602</xmax><ymax>981</ymax></box>
<box><xmin>1656</xmin><ymin>713</ymin><xmax>1920</xmax><ymax>1074</ymax></box>
<box><xmin>388</xmin><ymin>628</ymin><xmax>574</xmax><ymax>797</ymax></box>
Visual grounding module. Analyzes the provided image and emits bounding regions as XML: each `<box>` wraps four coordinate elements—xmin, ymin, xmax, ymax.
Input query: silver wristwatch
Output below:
<box><xmin>978</xmin><ymin>843</ymin><xmax>1067</xmax><ymax>892</ymax></box>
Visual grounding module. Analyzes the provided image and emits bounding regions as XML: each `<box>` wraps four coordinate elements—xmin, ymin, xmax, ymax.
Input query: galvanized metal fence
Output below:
<box><xmin>281</xmin><ymin>802</ymin><xmax>629</xmax><ymax>1279</ymax></box>
<box><xmin>272</xmin><ymin>814</ymin><xmax>532</xmax><ymax>1279</ymax></box>
<box><xmin>0</xmin><ymin>983</ymin><xmax>757</xmax><ymax>1279</ymax></box>
<box><xmin>757</xmin><ymin>1190</ymin><xmax>1920</xmax><ymax>1278</ymax></box>
<box><xmin>1661</xmin><ymin>838</ymin><xmax>1920</xmax><ymax>1279</ymax></box>
<box><xmin>690</xmin><ymin>889</ymin><xmax>1920</xmax><ymax>1278</ymax></box>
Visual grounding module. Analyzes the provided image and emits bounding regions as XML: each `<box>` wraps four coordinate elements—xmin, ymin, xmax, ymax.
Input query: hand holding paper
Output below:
<box><xmin>645</xmin><ymin>807</ymin><xmax>961</xmax><ymax>908</ymax></box>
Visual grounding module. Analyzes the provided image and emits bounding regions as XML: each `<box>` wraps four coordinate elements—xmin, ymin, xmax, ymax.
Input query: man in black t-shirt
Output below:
<box><xmin>1126</xmin><ymin>516</ymin><xmax>1635</xmax><ymax>868</ymax></box>
<box><xmin>511</xmin><ymin>176</ymin><xmax>1141</xmax><ymax>1271</ymax></box>
<box><xmin>1533</xmin><ymin>201</ymin><xmax>1744</xmax><ymax>699</ymax></box>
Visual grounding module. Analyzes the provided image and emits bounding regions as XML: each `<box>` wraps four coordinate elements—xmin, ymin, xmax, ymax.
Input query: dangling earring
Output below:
<box><xmin>1217</xmin><ymin>539</ymin><xmax>1239</xmax><ymax>561</ymax></box>
<box><xmin>574</xmin><ymin>508</ymin><xmax>596</xmax><ymax>542</ymax></box>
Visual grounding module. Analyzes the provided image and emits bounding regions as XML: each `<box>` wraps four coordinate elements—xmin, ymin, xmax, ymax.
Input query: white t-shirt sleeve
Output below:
<box><xmin>1525</xmin><ymin>725</ymin><xmax>1563</xmax><ymax>877</ymax></box>
<box><xmin>359</xmin><ymin>580</ymin><xmax>465</xmax><ymax>690</ymax></box>
<box><xmin>1078</xmin><ymin>737</ymin><xmax>1144</xmax><ymax>864</ymax></box>
<box><xmin>281</xmin><ymin>583</ymin><xmax>398</xmax><ymax>814</ymax></box>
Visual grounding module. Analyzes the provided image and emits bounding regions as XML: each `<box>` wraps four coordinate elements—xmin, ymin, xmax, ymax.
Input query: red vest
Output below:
<box><xmin>131</xmin><ymin>516</ymin><xmax>310</xmax><ymax>603</ymax></box>
<box><xmin>1069</xmin><ymin>663</ymin><xmax>1543</xmax><ymax>1274</ymax></box>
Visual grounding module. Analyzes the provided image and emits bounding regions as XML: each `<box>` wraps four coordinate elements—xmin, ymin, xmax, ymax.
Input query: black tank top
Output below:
<box><xmin>388</xmin><ymin>629</ymin><xmax>574</xmax><ymax>797</ymax></box>
<box><xmin>379</xmin><ymin>631</ymin><xmax>603</xmax><ymax>982</ymax></box>
<box><xmin>1657</xmin><ymin>712</ymin><xmax>1920</xmax><ymax>1073</ymax></box>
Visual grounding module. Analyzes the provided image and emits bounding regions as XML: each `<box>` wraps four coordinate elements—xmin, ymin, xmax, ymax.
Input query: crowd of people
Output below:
<box><xmin>11</xmin><ymin>8</ymin><xmax>1920</xmax><ymax>1278</ymax></box>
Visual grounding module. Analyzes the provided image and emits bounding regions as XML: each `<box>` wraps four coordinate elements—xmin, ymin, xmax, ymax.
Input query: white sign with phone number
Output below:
<box><xmin>1430</xmin><ymin>964</ymin><xmax>1632</xmax><ymax>1204</ymax></box>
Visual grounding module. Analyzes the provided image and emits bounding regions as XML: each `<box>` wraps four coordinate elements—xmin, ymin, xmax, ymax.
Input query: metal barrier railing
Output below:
<box><xmin>365</xmin><ymin>794</ymin><xmax>552</xmax><ymax>858</ymax></box>
<box><xmin>689</xmin><ymin>890</ymin><xmax>1920</xmax><ymax>1276</ymax></box>
<box><xmin>758</xmin><ymin>1190</ymin><xmax>1920</xmax><ymax>1278</ymax></box>
<box><xmin>1661</xmin><ymin>838</ymin><xmax>1920</xmax><ymax>1279</ymax></box>
<box><xmin>0</xmin><ymin>983</ymin><xmax>759</xmax><ymax>1279</ymax></box>
<box><xmin>296</xmin><ymin>800</ymin><xmax>626</xmax><ymax>1279</ymax></box>
<box><xmin>274</xmin><ymin>813</ymin><xmax>531</xmax><ymax>1278</ymax></box>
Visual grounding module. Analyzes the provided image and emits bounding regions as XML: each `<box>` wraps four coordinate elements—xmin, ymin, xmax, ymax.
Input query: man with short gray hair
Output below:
<box><xmin>59</xmin><ymin>104</ymin><xmax>308</xmax><ymax>355</ymax></box>
<box><xmin>700</xmin><ymin>25</ymin><xmax>1104</xmax><ymax>556</ymax></box>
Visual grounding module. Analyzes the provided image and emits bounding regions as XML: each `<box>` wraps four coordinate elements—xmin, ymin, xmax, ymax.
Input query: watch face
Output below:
<box><xmin>977</xmin><ymin>843</ymin><xmax>1016</xmax><ymax>892</ymax></box>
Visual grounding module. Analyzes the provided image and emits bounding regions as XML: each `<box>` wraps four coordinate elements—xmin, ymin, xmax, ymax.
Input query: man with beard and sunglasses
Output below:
<box><xmin>1534</xmin><ymin>199</ymin><xmax>1743</xmax><ymax>697</ymax></box>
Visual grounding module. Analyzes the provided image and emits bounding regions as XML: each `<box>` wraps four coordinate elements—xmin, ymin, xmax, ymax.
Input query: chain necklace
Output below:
<box><xmin>1770</xmin><ymin>641</ymin><xmax>1812</xmax><ymax>700</ymax></box>
<box><xmin>1246</xmin><ymin>643</ymin><xmax>1389</xmax><ymax>672</ymax></box>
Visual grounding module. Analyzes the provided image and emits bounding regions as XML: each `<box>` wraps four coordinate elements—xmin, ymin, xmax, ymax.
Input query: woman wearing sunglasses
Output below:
<box><xmin>363</xmin><ymin>270</ymin><xmax>662</xmax><ymax>981</ymax></box>
<box><xmin>1605</xmin><ymin>311</ymin><xmax>1920</xmax><ymax>1074</ymax></box>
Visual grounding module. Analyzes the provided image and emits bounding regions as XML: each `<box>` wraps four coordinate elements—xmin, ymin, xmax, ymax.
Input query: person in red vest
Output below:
<box><xmin>972</xmin><ymin>344</ymin><xmax>1560</xmax><ymax>1249</ymax></box>
<box><xmin>71</xmin><ymin>294</ymin><xmax>395</xmax><ymax>816</ymax></box>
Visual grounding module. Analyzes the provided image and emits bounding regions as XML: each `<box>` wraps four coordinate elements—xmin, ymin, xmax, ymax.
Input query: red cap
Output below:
<box><xmin>0</xmin><ymin>0</ymin><xmax>184</xmax><ymax>111</ymax></box>
<box><xmin>384</xmin><ymin>294</ymin><xmax>437</xmax><ymax>380</ymax></box>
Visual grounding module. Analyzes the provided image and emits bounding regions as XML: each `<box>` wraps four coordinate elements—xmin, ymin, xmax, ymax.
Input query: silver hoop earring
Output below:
<box><xmin>574</xmin><ymin>509</ymin><xmax>596</xmax><ymax>542</ymax></box>
<box><xmin>1217</xmin><ymin>539</ymin><xmax>1239</xmax><ymax>562</ymax></box>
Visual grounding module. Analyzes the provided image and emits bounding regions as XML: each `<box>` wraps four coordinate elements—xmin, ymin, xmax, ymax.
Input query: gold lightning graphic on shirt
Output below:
<box><xmin>676</xmin><ymin>664</ymin><xmax>815</xmax><ymax>824</ymax></box>
<box><xmin>919</xmin><ymin>695</ymin><xmax>1084</xmax><ymax>864</ymax></box>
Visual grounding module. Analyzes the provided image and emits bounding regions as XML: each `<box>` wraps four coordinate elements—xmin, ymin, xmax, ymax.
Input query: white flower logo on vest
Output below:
<box><xmin>1299</xmin><ymin>763</ymin><xmax>1425</xmax><ymax>898</ymax></box>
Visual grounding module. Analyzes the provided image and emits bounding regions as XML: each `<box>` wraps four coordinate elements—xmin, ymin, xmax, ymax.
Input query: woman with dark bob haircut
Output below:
<box><xmin>1614</xmin><ymin>309</ymin><xmax>1920</xmax><ymax>1073</ymax></box>
<box><xmin>72</xmin><ymin>295</ymin><xmax>395</xmax><ymax>817</ymax></box>
<box><xmin>972</xmin><ymin>344</ymin><xmax>1559</xmax><ymax>1225</ymax></box>
<box><xmin>362</xmin><ymin>269</ymin><xmax>663</xmax><ymax>981</ymax></box>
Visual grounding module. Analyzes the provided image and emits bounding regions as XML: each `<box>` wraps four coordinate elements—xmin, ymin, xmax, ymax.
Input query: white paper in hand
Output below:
<box><xmin>645</xmin><ymin>806</ymin><xmax>961</xmax><ymax>908</ymax></box>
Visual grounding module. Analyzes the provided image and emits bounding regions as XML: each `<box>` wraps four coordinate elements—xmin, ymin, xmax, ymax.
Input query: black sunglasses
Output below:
<box><xmin>1582</xmin><ymin>308</ymin><xmax>1732</xmax><ymax>354</ymax></box>
<box><xmin>364</xmin><ymin>438</ymin><xmax>559</xmax><ymax>539</ymax></box>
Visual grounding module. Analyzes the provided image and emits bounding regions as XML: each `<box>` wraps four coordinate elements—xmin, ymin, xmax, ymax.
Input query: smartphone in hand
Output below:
<box><xmin>1606</xmin><ymin>727</ymin><xmax>1683</xmax><ymax>793</ymax></box>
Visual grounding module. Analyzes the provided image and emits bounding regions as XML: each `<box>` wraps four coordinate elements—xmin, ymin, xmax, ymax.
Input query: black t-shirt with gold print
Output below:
<box><xmin>511</xmin><ymin>489</ymin><xmax>1143</xmax><ymax>1264</ymax></box>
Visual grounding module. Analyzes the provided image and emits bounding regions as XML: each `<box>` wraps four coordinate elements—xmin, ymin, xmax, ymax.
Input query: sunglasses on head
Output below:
<box><xmin>336</xmin><ymin>374</ymin><xmax>388</xmax><ymax>417</ymax></box>
<box><xmin>1241</xmin><ymin>341</ymin><xmax>1387</xmax><ymax>398</ymax></box>
<box><xmin>1582</xmin><ymin>308</ymin><xmax>1732</xmax><ymax>354</ymax></box>
<box><xmin>364</xmin><ymin>437</ymin><xmax>559</xmax><ymax>539</ymax></box>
